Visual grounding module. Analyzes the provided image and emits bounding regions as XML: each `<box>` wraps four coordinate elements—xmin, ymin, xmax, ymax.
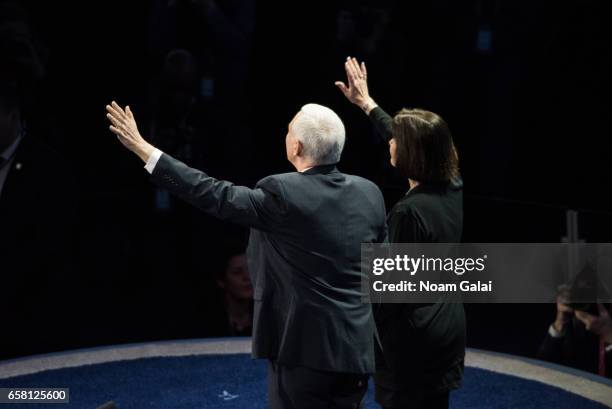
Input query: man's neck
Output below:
<box><xmin>292</xmin><ymin>159</ymin><xmax>317</xmax><ymax>173</ymax></box>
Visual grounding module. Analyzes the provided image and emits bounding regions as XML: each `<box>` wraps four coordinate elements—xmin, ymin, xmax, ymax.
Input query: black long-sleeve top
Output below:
<box><xmin>368</xmin><ymin>106</ymin><xmax>466</xmax><ymax>393</ymax></box>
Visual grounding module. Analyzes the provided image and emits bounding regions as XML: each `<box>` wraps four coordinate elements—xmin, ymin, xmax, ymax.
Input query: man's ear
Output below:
<box><xmin>294</xmin><ymin>139</ymin><xmax>304</xmax><ymax>157</ymax></box>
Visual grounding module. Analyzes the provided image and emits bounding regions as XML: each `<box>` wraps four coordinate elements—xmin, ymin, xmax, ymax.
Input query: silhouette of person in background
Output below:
<box><xmin>0</xmin><ymin>1</ymin><xmax>77</xmax><ymax>359</ymax></box>
<box><xmin>207</xmin><ymin>250</ymin><xmax>253</xmax><ymax>337</ymax></box>
<box><xmin>148</xmin><ymin>0</ymin><xmax>256</xmax><ymax>178</ymax></box>
<box><xmin>539</xmin><ymin>286</ymin><xmax>612</xmax><ymax>378</ymax></box>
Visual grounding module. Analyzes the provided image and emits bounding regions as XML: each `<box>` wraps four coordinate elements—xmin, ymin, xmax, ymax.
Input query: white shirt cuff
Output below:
<box><xmin>548</xmin><ymin>324</ymin><xmax>565</xmax><ymax>338</ymax></box>
<box><xmin>144</xmin><ymin>148</ymin><xmax>163</xmax><ymax>174</ymax></box>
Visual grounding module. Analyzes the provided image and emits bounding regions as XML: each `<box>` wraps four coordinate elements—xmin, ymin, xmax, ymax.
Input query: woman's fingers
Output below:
<box><xmin>351</xmin><ymin>57</ymin><xmax>363</xmax><ymax>79</ymax></box>
<box><xmin>335</xmin><ymin>81</ymin><xmax>349</xmax><ymax>96</ymax></box>
<box><xmin>350</xmin><ymin>57</ymin><xmax>359</xmax><ymax>77</ymax></box>
<box><xmin>345</xmin><ymin>57</ymin><xmax>367</xmax><ymax>87</ymax></box>
<box><xmin>345</xmin><ymin>57</ymin><xmax>358</xmax><ymax>83</ymax></box>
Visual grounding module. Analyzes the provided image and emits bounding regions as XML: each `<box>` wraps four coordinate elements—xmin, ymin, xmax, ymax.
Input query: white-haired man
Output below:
<box><xmin>106</xmin><ymin>101</ymin><xmax>387</xmax><ymax>409</ymax></box>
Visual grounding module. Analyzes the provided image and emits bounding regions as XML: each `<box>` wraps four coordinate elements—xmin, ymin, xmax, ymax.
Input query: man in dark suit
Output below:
<box><xmin>106</xmin><ymin>101</ymin><xmax>387</xmax><ymax>408</ymax></box>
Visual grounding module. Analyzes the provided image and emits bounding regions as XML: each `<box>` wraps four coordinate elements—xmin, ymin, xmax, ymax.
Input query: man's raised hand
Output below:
<box><xmin>106</xmin><ymin>101</ymin><xmax>154</xmax><ymax>162</ymax></box>
<box><xmin>335</xmin><ymin>57</ymin><xmax>377</xmax><ymax>114</ymax></box>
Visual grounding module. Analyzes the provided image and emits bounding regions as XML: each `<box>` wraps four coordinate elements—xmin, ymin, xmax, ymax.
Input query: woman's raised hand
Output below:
<box><xmin>335</xmin><ymin>57</ymin><xmax>377</xmax><ymax>114</ymax></box>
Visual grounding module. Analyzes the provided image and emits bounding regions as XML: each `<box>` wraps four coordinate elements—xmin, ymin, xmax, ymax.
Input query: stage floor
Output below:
<box><xmin>0</xmin><ymin>338</ymin><xmax>610</xmax><ymax>408</ymax></box>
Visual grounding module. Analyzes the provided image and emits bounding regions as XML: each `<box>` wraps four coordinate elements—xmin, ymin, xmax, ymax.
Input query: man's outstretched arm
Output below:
<box><xmin>105</xmin><ymin>101</ymin><xmax>286</xmax><ymax>230</ymax></box>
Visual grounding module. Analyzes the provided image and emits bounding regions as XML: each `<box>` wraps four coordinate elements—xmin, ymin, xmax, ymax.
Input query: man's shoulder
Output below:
<box><xmin>340</xmin><ymin>172</ymin><xmax>384</xmax><ymax>199</ymax></box>
<box><xmin>344</xmin><ymin>172</ymin><xmax>378</xmax><ymax>188</ymax></box>
<box><xmin>255</xmin><ymin>172</ymin><xmax>296</xmax><ymax>187</ymax></box>
<box><xmin>260</xmin><ymin>170</ymin><xmax>376</xmax><ymax>184</ymax></box>
<box><xmin>256</xmin><ymin>171</ymin><xmax>382</xmax><ymax>199</ymax></box>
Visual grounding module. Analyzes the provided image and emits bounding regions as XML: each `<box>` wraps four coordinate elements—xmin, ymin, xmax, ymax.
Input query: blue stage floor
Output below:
<box><xmin>0</xmin><ymin>339</ymin><xmax>610</xmax><ymax>408</ymax></box>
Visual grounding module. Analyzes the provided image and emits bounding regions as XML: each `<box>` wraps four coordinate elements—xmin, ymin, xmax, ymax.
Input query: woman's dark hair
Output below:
<box><xmin>391</xmin><ymin>108</ymin><xmax>459</xmax><ymax>183</ymax></box>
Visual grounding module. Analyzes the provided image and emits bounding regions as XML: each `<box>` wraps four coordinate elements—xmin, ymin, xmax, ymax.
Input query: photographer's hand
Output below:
<box><xmin>553</xmin><ymin>288</ymin><xmax>574</xmax><ymax>333</ymax></box>
<box><xmin>575</xmin><ymin>304</ymin><xmax>612</xmax><ymax>343</ymax></box>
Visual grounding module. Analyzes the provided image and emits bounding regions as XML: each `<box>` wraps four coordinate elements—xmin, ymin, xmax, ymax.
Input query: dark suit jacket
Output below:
<box><xmin>151</xmin><ymin>153</ymin><xmax>388</xmax><ymax>373</ymax></box>
<box><xmin>369</xmin><ymin>107</ymin><xmax>466</xmax><ymax>393</ymax></box>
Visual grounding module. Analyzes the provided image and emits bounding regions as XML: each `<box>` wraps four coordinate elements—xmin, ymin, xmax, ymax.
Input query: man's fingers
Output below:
<box><xmin>361</xmin><ymin>61</ymin><xmax>367</xmax><ymax>79</ymax></box>
<box><xmin>126</xmin><ymin>105</ymin><xmax>134</xmax><ymax>119</ymax></box>
<box><xmin>106</xmin><ymin>104</ymin><xmax>125</xmax><ymax>122</ymax></box>
<box><xmin>106</xmin><ymin>113</ymin><xmax>123</xmax><ymax>128</ymax></box>
<box><xmin>111</xmin><ymin>100</ymin><xmax>125</xmax><ymax>115</ymax></box>
<box><xmin>110</xmin><ymin>101</ymin><xmax>128</xmax><ymax>122</ymax></box>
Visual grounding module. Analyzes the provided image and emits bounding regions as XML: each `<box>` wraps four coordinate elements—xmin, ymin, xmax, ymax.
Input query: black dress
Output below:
<box><xmin>369</xmin><ymin>107</ymin><xmax>466</xmax><ymax>407</ymax></box>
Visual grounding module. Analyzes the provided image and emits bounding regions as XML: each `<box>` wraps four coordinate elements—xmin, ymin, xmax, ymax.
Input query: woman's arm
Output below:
<box><xmin>368</xmin><ymin>106</ymin><xmax>393</xmax><ymax>142</ymax></box>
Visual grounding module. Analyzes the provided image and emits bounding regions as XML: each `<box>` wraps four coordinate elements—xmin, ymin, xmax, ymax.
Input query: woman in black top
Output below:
<box><xmin>337</xmin><ymin>57</ymin><xmax>465</xmax><ymax>409</ymax></box>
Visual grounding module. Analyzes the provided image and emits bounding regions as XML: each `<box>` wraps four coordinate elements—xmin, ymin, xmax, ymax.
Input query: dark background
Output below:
<box><xmin>1</xmin><ymin>0</ymin><xmax>611</xmax><ymax>360</ymax></box>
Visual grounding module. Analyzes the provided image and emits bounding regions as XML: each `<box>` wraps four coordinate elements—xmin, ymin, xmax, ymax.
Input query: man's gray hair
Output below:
<box><xmin>292</xmin><ymin>103</ymin><xmax>346</xmax><ymax>165</ymax></box>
